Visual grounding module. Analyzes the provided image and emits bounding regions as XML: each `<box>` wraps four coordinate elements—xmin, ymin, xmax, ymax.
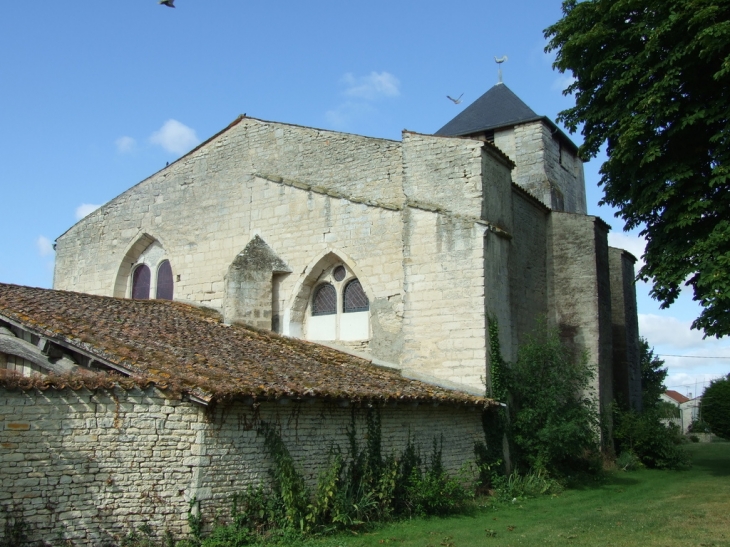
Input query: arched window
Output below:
<box><xmin>132</xmin><ymin>265</ymin><xmax>151</xmax><ymax>300</ymax></box>
<box><xmin>312</xmin><ymin>284</ymin><xmax>337</xmax><ymax>316</ymax></box>
<box><xmin>344</xmin><ymin>279</ymin><xmax>369</xmax><ymax>313</ymax></box>
<box><xmin>306</xmin><ymin>264</ymin><xmax>369</xmax><ymax>342</ymax></box>
<box><xmin>156</xmin><ymin>260</ymin><xmax>174</xmax><ymax>300</ymax></box>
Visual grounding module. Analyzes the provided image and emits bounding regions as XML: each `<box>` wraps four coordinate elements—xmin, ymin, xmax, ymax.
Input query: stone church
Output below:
<box><xmin>0</xmin><ymin>83</ymin><xmax>643</xmax><ymax>544</ymax></box>
<box><xmin>53</xmin><ymin>82</ymin><xmax>641</xmax><ymax>413</ymax></box>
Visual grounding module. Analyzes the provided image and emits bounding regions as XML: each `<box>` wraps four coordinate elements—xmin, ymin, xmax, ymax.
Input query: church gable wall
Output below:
<box><xmin>53</xmin><ymin>120</ymin><xmax>408</xmax><ymax>363</ymax></box>
<box><xmin>54</xmin><ymin>118</ymin><xmax>404</xmax><ymax>300</ymax></box>
<box><xmin>1</xmin><ymin>386</ymin><xmax>483</xmax><ymax>545</ymax></box>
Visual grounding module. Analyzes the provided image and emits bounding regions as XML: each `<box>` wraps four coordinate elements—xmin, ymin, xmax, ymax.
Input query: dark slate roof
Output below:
<box><xmin>0</xmin><ymin>283</ymin><xmax>490</xmax><ymax>407</ymax></box>
<box><xmin>435</xmin><ymin>84</ymin><xmax>542</xmax><ymax>137</ymax></box>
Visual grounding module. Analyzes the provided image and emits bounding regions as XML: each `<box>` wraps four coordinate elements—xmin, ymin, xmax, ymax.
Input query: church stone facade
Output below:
<box><xmin>53</xmin><ymin>84</ymin><xmax>642</xmax><ymax>415</ymax></box>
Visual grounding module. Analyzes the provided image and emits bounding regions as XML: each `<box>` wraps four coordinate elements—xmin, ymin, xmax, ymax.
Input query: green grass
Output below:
<box><xmin>270</xmin><ymin>442</ymin><xmax>730</xmax><ymax>547</ymax></box>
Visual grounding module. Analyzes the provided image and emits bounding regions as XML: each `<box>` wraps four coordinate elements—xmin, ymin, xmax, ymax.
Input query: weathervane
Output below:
<box><xmin>495</xmin><ymin>56</ymin><xmax>508</xmax><ymax>84</ymax></box>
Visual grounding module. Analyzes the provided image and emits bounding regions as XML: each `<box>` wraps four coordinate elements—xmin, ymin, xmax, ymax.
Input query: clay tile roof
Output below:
<box><xmin>664</xmin><ymin>390</ymin><xmax>690</xmax><ymax>404</ymax></box>
<box><xmin>0</xmin><ymin>283</ymin><xmax>490</xmax><ymax>407</ymax></box>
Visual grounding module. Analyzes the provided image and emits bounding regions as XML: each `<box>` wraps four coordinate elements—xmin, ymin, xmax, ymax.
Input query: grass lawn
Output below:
<box><xmin>291</xmin><ymin>442</ymin><xmax>730</xmax><ymax>547</ymax></box>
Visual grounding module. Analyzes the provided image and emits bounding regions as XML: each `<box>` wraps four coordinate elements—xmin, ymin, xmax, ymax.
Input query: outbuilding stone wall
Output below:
<box><xmin>0</xmin><ymin>386</ymin><xmax>484</xmax><ymax>546</ymax></box>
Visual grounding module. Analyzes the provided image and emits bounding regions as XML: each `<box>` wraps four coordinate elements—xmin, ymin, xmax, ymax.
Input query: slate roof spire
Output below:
<box><xmin>435</xmin><ymin>83</ymin><xmax>541</xmax><ymax>137</ymax></box>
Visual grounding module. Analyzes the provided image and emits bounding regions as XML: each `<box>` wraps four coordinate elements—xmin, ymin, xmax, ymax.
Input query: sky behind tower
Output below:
<box><xmin>1</xmin><ymin>1</ymin><xmax>727</xmax><ymax>396</ymax></box>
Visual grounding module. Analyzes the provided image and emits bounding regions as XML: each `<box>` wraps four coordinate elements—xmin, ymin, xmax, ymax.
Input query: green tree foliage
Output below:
<box><xmin>640</xmin><ymin>337</ymin><xmax>668</xmax><ymax>408</ymax></box>
<box><xmin>545</xmin><ymin>0</ymin><xmax>730</xmax><ymax>337</ymax></box>
<box><xmin>701</xmin><ymin>374</ymin><xmax>730</xmax><ymax>439</ymax></box>
<box><xmin>507</xmin><ymin>324</ymin><xmax>599</xmax><ymax>476</ymax></box>
<box><xmin>613</xmin><ymin>340</ymin><xmax>690</xmax><ymax>469</ymax></box>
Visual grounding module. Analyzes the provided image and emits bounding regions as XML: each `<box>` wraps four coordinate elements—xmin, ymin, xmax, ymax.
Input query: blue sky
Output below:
<box><xmin>1</xmin><ymin>0</ymin><xmax>727</xmax><ymax>396</ymax></box>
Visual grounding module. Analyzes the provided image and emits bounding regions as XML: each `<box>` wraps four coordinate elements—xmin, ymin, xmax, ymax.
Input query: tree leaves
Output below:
<box><xmin>546</xmin><ymin>0</ymin><xmax>730</xmax><ymax>337</ymax></box>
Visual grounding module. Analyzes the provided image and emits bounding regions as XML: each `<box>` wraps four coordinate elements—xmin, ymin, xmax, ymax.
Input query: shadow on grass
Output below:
<box><xmin>686</xmin><ymin>441</ymin><xmax>730</xmax><ymax>477</ymax></box>
<box><xmin>562</xmin><ymin>471</ymin><xmax>640</xmax><ymax>491</ymax></box>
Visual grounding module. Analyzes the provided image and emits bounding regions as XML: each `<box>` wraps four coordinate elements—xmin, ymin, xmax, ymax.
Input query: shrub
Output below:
<box><xmin>613</xmin><ymin>409</ymin><xmax>690</xmax><ymax>469</ymax></box>
<box><xmin>506</xmin><ymin>323</ymin><xmax>599</xmax><ymax>476</ymax></box>
<box><xmin>612</xmin><ymin>339</ymin><xmax>690</xmax><ymax>470</ymax></box>
<box><xmin>492</xmin><ymin>469</ymin><xmax>563</xmax><ymax>502</ymax></box>
<box><xmin>689</xmin><ymin>418</ymin><xmax>712</xmax><ymax>434</ymax></box>
<box><xmin>614</xmin><ymin>450</ymin><xmax>642</xmax><ymax>471</ymax></box>
<box><xmin>701</xmin><ymin>375</ymin><xmax>730</xmax><ymax>440</ymax></box>
<box><xmin>0</xmin><ymin>507</ymin><xmax>28</xmax><ymax>547</ymax></box>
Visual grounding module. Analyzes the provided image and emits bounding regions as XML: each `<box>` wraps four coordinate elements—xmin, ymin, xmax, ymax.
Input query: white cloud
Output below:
<box><xmin>149</xmin><ymin>119</ymin><xmax>200</xmax><ymax>155</ymax></box>
<box><xmin>342</xmin><ymin>71</ymin><xmax>400</xmax><ymax>100</ymax></box>
<box><xmin>36</xmin><ymin>236</ymin><xmax>54</xmax><ymax>257</ymax></box>
<box><xmin>639</xmin><ymin>313</ymin><xmax>707</xmax><ymax>350</ymax></box>
<box><xmin>115</xmin><ymin>136</ymin><xmax>136</xmax><ymax>153</ymax></box>
<box><xmin>75</xmin><ymin>203</ymin><xmax>101</xmax><ymax>221</ymax></box>
<box><xmin>639</xmin><ymin>313</ymin><xmax>730</xmax><ymax>371</ymax></box>
<box><xmin>608</xmin><ymin>232</ymin><xmax>646</xmax><ymax>270</ymax></box>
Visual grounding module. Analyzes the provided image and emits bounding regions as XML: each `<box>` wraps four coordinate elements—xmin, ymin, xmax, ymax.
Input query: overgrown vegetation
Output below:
<box><xmin>168</xmin><ymin>409</ymin><xmax>473</xmax><ymax>545</ymax></box>
<box><xmin>0</xmin><ymin>506</ymin><xmax>28</xmax><ymax>547</ymax></box>
<box><xmin>613</xmin><ymin>339</ymin><xmax>690</xmax><ymax>470</ymax></box>
<box><xmin>294</xmin><ymin>442</ymin><xmax>730</xmax><ymax>547</ymax></box>
<box><xmin>484</xmin><ymin>317</ymin><xmax>600</xmax><ymax>480</ymax></box>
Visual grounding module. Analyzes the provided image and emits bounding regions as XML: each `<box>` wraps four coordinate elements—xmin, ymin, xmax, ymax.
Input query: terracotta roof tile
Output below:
<box><xmin>664</xmin><ymin>390</ymin><xmax>690</xmax><ymax>404</ymax></box>
<box><xmin>0</xmin><ymin>284</ymin><xmax>490</xmax><ymax>408</ymax></box>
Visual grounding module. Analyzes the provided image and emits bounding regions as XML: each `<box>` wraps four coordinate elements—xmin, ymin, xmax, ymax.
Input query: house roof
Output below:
<box><xmin>664</xmin><ymin>390</ymin><xmax>690</xmax><ymax>404</ymax></box>
<box><xmin>0</xmin><ymin>283</ymin><xmax>490</xmax><ymax>408</ymax></box>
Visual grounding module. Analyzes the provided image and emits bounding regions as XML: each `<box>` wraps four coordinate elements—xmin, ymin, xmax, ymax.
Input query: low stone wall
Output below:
<box><xmin>0</xmin><ymin>386</ymin><xmax>484</xmax><ymax>545</ymax></box>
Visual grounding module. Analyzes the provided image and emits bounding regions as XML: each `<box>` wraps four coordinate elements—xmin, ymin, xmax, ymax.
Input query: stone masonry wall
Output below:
<box><xmin>547</xmin><ymin>213</ymin><xmax>614</xmax><ymax>439</ymax></box>
<box><xmin>54</xmin><ymin>117</ymin><xmax>404</xmax><ymax>303</ymax></box>
<box><xmin>609</xmin><ymin>248</ymin><xmax>641</xmax><ymax>411</ymax></box>
<box><xmin>54</xmin><ymin>119</ymin><xmax>408</xmax><ymax>365</ymax></box>
<box><xmin>400</xmin><ymin>207</ymin><xmax>489</xmax><ymax>390</ymax></box>
<box><xmin>508</xmin><ymin>191</ymin><xmax>550</xmax><ymax>355</ymax></box>
<box><xmin>0</xmin><ymin>386</ymin><xmax>483</xmax><ymax>545</ymax></box>
<box><xmin>494</xmin><ymin>122</ymin><xmax>587</xmax><ymax>215</ymax></box>
<box><xmin>199</xmin><ymin>400</ymin><xmax>484</xmax><ymax>510</ymax></box>
<box><xmin>0</xmin><ymin>386</ymin><xmax>200</xmax><ymax>545</ymax></box>
<box><xmin>401</xmin><ymin>132</ymin><xmax>485</xmax><ymax>220</ymax></box>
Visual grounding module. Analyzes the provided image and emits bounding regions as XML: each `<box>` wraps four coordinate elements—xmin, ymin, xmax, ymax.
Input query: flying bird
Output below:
<box><xmin>159</xmin><ymin>0</ymin><xmax>175</xmax><ymax>7</ymax></box>
<box><xmin>447</xmin><ymin>93</ymin><xmax>463</xmax><ymax>104</ymax></box>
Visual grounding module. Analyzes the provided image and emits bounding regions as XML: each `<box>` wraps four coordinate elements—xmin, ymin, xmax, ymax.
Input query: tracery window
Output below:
<box><xmin>131</xmin><ymin>265</ymin><xmax>151</xmax><ymax>300</ymax></box>
<box><xmin>333</xmin><ymin>265</ymin><xmax>347</xmax><ymax>282</ymax></box>
<box><xmin>156</xmin><ymin>260</ymin><xmax>174</xmax><ymax>300</ymax></box>
<box><xmin>306</xmin><ymin>263</ymin><xmax>369</xmax><ymax>341</ymax></box>
<box><xmin>126</xmin><ymin>240</ymin><xmax>175</xmax><ymax>301</ymax></box>
<box><xmin>312</xmin><ymin>283</ymin><xmax>337</xmax><ymax>316</ymax></box>
<box><xmin>343</xmin><ymin>279</ymin><xmax>369</xmax><ymax>313</ymax></box>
